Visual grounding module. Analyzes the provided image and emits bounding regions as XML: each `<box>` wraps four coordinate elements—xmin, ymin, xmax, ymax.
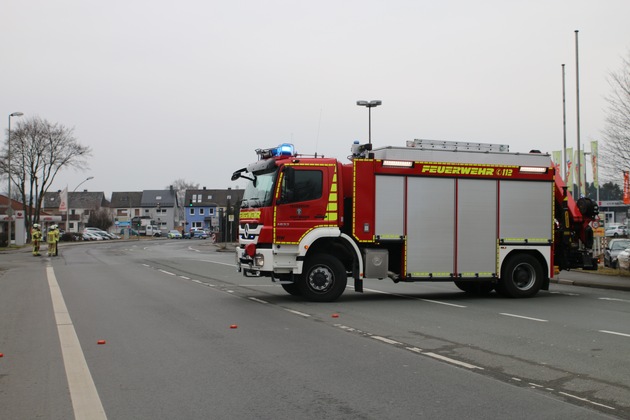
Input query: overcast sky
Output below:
<box><xmin>3</xmin><ymin>0</ymin><xmax>630</xmax><ymax>197</ymax></box>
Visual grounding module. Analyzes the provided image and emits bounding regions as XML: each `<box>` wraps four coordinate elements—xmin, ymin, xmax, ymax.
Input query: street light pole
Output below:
<box><xmin>7</xmin><ymin>112</ymin><xmax>24</xmax><ymax>246</ymax></box>
<box><xmin>356</xmin><ymin>100</ymin><xmax>382</xmax><ymax>144</ymax></box>
<box><xmin>67</xmin><ymin>176</ymin><xmax>94</xmax><ymax>232</ymax></box>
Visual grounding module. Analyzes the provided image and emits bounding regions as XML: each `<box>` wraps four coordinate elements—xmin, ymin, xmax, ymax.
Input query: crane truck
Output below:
<box><xmin>232</xmin><ymin>139</ymin><xmax>598</xmax><ymax>302</ymax></box>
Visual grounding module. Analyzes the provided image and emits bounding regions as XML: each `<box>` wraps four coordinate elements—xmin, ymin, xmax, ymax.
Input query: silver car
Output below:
<box><xmin>604</xmin><ymin>238</ymin><xmax>630</xmax><ymax>268</ymax></box>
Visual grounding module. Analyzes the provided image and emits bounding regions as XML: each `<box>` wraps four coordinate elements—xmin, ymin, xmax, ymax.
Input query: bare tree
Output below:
<box><xmin>1</xmin><ymin>116</ymin><xmax>91</xmax><ymax>235</ymax></box>
<box><xmin>87</xmin><ymin>207</ymin><xmax>113</xmax><ymax>231</ymax></box>
<box><xmin>168</xmin><ymin>178</ymin><xmax>199</xmax><ymax>207</ymax></box>
<box><xmin>600</xmin><ymin>51</ymin><xmax>630</xmax><ymax>181</ymax></box>
<box><xmin>168</xmin><ymin>179</ymin><xmax>199</xmax><ymax>227</ymax></box>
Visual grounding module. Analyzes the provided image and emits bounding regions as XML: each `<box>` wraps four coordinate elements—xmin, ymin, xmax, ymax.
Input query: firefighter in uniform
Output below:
<box><xmin>47</xmin><ymin>225</ymin><xmax>58</xmax><ymax>257</ymax></box>
<box><xmin>31</xmin><ymin>223</ymin><xmax>42</xmax><ymax>256</ymax></box>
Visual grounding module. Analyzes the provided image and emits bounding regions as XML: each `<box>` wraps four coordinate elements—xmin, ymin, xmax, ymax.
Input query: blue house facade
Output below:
<box><xmin>184</xmin><ymin>188</ymin><xmax>243</xmax><ymax>236</ymax></box>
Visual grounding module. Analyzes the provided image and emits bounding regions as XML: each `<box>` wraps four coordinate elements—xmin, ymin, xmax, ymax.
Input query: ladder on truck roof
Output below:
<box><xmin>406</xmin><ymin>139</ymin><xmax>510</xmax><ymax>152</ymax></box>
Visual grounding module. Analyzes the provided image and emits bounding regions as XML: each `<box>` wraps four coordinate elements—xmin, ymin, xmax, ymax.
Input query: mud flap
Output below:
<box><xmin>354</xmin><ymin>277</ymin><xmax>363</xmax><ymax>293</ymax></box>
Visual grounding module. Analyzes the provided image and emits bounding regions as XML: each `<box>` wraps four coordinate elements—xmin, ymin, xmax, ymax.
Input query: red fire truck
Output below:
<box><xmin>232</xmin><ymin>139</ymin><xmax>598</xmax><ymax>302</ymax></box>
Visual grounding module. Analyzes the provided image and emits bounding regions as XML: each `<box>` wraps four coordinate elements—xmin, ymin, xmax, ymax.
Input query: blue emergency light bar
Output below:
<box><xmin>257</xmin><ymin>143</ymin><xmax>296</xmax><ymax>159</ymax></box>
<box><xmin>275</xmin><ymin>143</ymin><xmax>295</xmax><ymax>156</ymax></box>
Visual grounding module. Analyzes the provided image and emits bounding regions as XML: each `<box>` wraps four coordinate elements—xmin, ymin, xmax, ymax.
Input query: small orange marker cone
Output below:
<box><xmin>0</xmin><ymin>353</ymin><xmax>4</xmax><ymax>357</ymax></box>
<box><xmin>332</xmin><ymin>313</ymin><xmax>339</xmax><ymax>318</ymax></box>
<box><xmin>230</xmin><ymin>324</ymin><xmax>238</xmax><ymax>329</ymax></box>
<box><xmin>97</xmin><ymin>340</ymin><xmax>106</xmax><ymax>345</ymax></box>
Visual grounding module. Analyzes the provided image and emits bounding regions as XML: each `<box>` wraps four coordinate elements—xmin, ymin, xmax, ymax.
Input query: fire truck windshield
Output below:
<box><xmin>241</xmin><ymin>169</ymin><xmax>278</xmax><ymax>208</ymax></box>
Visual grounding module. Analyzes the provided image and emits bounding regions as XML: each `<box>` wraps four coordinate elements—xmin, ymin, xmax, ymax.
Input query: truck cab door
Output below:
<box><xmin>273</xmin><ymin>165</ymin><xmax>330</xmax><ymax>244</ymax></box>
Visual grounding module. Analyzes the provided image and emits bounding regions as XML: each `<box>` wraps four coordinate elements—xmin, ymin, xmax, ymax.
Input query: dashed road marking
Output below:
<box><xmin>372</xmin><ymin>336</ymin><xmax>401</xmax><ymax>345</ymax></box>
<box><xmin>424</xmin><ymin>352</ymin><xmax>484</xmax><ymax>370</ymax></box>
<box><xmin>285</xmin><ymin>309</ymin><xmax>310</xmax><ymax>317</ymax></box>
<box><xmin>599</xmin><ymin>330</ymin><xmax>630</xmax><ymax>338</ymax></box>
<box><xmin>500</xmin><ymin>313</ymin><xmax>548</xmax><ymax>322</ymax></box>
<box><xmin>559</xmin><ymin>392</ymin><xmax>615</xmax><ymax>410</ymax></box>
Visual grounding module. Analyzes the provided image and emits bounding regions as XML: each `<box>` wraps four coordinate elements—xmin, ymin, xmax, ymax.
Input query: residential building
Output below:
<box><xmin>185</xmin><ymin>187</ymin><xmax>243</xmax><ymax>240</ymax></box>
<box><xmin>42</xmin><ymin>190</ymin><xmax>109</xmax><ymax>233</ymax></box>
<box><xmin>140</xmin><ymin>187</ymin><xmax>179</xmax><ymax>233</ymax></box>
<box><xmin>110</xmin><ymin>192</ymin><xmax>143</xmax><ymax>230</ymax></box>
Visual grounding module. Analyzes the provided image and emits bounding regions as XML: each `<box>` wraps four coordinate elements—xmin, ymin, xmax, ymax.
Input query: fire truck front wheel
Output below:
<box><xmin>497</xmin><ymin>254</ymin><xmax>543</xmax><ymax>298</ymax></box>
<box><xmin>298</xmin><ymin>254</ymin><xmax>348</xmax><ymax>302</ymax></box>
<box><xmin>281</xmin><ymin>283</ymin><xmax>302</xmax><ymax>296</ymax></box>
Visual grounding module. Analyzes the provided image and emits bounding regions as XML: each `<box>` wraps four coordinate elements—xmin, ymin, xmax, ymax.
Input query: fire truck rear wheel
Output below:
<box><xmin>298</xmin><ymin>254</ymin><xmax>347</xmax><ymax>302</ymax></box>
<box><xmin>497</xmin><ymin>254</ymin><xmax>543</xmax><ymax>298</ymax></box>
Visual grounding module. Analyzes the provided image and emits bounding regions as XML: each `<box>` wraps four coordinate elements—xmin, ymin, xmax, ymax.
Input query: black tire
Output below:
<box><xmin>497</xmin><ymin>254</ymin><xmax>543</xmax><ymax>298</ymax></box>
<box><xmin>454</xmin><ymin>281</ymin><xmax>494</xmax><ymax>295</ymax></box>
<box><xmin>297</xmin><ymin>254</ymin><xmax>347</xmax><ymax>302</ymax></box>
<box><xmin>281</xmin><ymin>283</ymin><xmax>302</xmax><ymax>296</ymax></box>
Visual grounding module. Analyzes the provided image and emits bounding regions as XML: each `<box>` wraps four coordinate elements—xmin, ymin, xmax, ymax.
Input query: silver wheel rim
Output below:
<box><xmin>512</xmin><ymin>263</ymin><xmax>535</xmax><ymax>291</ymax></box>
<box><xmin>307</xmin><ymin>266</ymin><xmax>334</xmax><ymax>293</ymax></box>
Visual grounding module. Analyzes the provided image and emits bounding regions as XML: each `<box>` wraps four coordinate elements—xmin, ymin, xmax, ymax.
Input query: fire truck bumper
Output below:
<box><xmin>236</xmin><ymin>247</ymin><xmax>274</xmax><ymax>275</ymax></box>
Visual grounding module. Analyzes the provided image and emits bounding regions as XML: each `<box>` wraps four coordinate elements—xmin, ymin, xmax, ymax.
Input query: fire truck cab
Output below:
<box><xmin>233</xmin><ymin>140</ymin><xmax>597</xmax><ymax>302</ymax></box>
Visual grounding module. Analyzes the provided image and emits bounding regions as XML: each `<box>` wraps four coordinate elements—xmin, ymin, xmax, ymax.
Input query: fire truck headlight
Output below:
<box><xmin>254</xmin><ymin>254</ymin><xmax>264</xmax><ymax>267</ymax></box>
<box><xmin>245</xmin><ymin>243</ymin><xmax>256</xmax><ymax>257</ymax></box>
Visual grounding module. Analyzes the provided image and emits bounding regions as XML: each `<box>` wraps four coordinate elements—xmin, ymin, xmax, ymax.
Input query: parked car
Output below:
<box><xmin>193</xmin><ymin>230</ymin><xmax>209</xmax><ymax>239</ymax></box>
<box><xmin>605</xmin><ymin>224</ymin><xmax>628</xmax><ymax>237</ymax></box>
<box><xmin>167</xmin><ymin>230</ymin><xmax>182</xmax><ymax>239</ymax></box>
<box><xmin>604</xmin><ymin>238</ymin><xmax>630</xmax><ymax>268</ymax></box>
<box><xmin>617</xmin><ymin>247</ymin><xmax>630</xmax><ymax>271</ymax></box>
<box><xmin>82</xmin><ymin>232</ymin><xmax>103</xmax><ymax>241</ymax></box>
<box><xmin>92</xmin><ymin>231</ymin><xmax>111</xmax><ymax>240</ymax></box>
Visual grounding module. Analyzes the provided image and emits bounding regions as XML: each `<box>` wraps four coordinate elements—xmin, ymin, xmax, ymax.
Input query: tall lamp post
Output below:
<box><xmin>356</xmin><ymin>100</ymin><xmax>382</xmax><ymax>144</ymax></box>
<box><xmin>67</xmin><ymin>176</ymin><xmax>94</xmax><ymax>232</ymax></box>
<box><xmin>7</xmin><ymin>112</ymin><xmax>24</xmax><ymax>246</ymax></box>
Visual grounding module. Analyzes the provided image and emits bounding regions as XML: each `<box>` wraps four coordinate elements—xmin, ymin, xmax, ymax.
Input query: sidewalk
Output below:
<box><xmin>552</xmin><ymin>269</ymin><xmax>630</xmax><ymax>292</ymax></box>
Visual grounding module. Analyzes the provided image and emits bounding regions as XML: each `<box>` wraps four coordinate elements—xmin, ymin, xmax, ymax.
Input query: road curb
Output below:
<box><xmin>550</xmin><ymin>278</ymin><xmax>630</xmax><ymax>292</ymax></box>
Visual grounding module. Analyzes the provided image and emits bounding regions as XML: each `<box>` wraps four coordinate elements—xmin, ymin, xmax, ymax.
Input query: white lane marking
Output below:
<box><xmin>285</xmin><ymin>309</ymin><xmax>310</xmax><ymax>317</ymax></box>
<box><xmin>406</xmin><ymin>347</ymin><xmax>423</xmax><ymax>354</ymax></box>
<box><xmin>180</xmin><ymin>276</ymin><xmax>190</xmax><ymax>280</ymax></box>
<box><xmin>363</xmin><ymin>288</ymin><xmax>466</xmax><ymax>308</ymax></box>
<box><xmin>248</xmin><ymin>297</ymin><xmax>269</xmax><ymax>304</ymax></box>
<box><xmin>241</xmin><ymin>284</ymin><xmax>277</xmax><ymax>287</ymax></box>
<box><xmin>372</xmin><ymin>336</ymin><xmax>401</xmax><ymax>345</ymax></box>
<box><xmin>500</xmin><ymin>313</ymin><xmax>548</xmax><ymax>322</ymax></box>
<box><xmin>158</xmin><ymin>269</ymin><xmax>175</xmax><ymax>276</ymax></box>
<box><xmin>559</xmin><ymin>392</ymin><xmax>615</xmax><ymax>410</ymax></box>
<box><xmin>141</xmin><ymin>264</ymin><xmax>150</xmax><ymax>267</ymax></box>
<box><xmin>46</xmin><ymin>266</ymin><xmax>107</xmax><ymax>420</ymax></box>
<box><xmin>196</xmin><ymin>259</ymin><xmax>237</xmax><ymax>267</ymax></box>
<box><xmin>599</xmin><ymin>330</ymin><xmax>630</xmax><ymax>338</ymax></box>
<box><xmin>424</xmin><ymin>352</ymin><xmax>484</xmax><ymax>370</ymax></box>
<box><xmin>549</xmin><ymin>291</ymin><xmax>580</xmax><ymax>296</ymax></box>
<box><xmin>420</xmin><ymin>298</ymin><xmax>466</xmax><ymax>308</ymax></box>
<box><xmin>599</xmin><ymin>297</ymin><xmax>630</xmax><ymax>303</ymax></box>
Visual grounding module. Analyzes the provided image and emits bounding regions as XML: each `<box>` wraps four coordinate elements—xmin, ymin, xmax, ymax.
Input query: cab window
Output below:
<box><xmin>282</xmin><ymin>169</ymin><xmax>323</xmax><ymax>203</ymax></box>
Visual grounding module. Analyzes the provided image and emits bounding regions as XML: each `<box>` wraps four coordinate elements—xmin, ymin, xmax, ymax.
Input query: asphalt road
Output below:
<box><xmin>1</xmin><ymin>240</ymin><xmax>628</xmax><ymax>419</ymax></box>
